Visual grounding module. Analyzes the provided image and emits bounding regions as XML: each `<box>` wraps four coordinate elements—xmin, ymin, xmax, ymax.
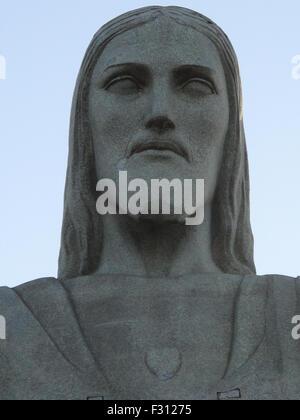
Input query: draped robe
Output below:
<box><xmin>0</xmin><ymin>273</ymin><xmax>299</xmax><ymax>400</ymax></box>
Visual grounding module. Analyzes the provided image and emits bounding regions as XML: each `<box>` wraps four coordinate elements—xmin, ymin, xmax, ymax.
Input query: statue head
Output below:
<box><xmin>58</xmin><ymin>6</ymin><xmax>256</xmax><ymax>280</ymax></box>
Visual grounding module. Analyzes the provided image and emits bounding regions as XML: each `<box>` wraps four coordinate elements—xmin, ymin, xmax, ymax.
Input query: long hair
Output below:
<box><xmin>58</xmin><ymin>6</ymin><xmax>256</xmax><ymax>280</ymax></box>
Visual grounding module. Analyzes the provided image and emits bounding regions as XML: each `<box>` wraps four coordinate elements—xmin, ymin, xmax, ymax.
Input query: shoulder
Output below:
<box><xmin>0</xmin><ymin>279</ymin><xmax>61</xmax><ymax>399</ymax></box>
<box><xmin>14</xmin><ymin>276</ymin><xmax>63</xmax><ymax>301</ymax></box>
<box><xmin>264</xmin><ymin>273</ymin><xmax>300</xmax><ymax>326</ymax></box>
<box><xmin>11</xmin><ymin>277</ymin><xmax>81</xmax><ymax>343</ymax></box>
<box><xmin>262</xmin><ymin>273</ymin><xmax>300</xmax><ymax>301</ymax></box>
<box><xmin>0</xmin><ymin>277</ymin><xmax>68</xmax><ymax>352</ymax></box>
<box><xmin>0</xmin><ymin>276</ymin><xmax>77</xmax><ymax>359</ymax></box>
<box><xmin>0</xmin><ymin>278</ymin><xmax>103</xmax><ymax>400</ymax></box>
<box><xmin>244</xmin><ymin>273</ymin><xmax>300</xmax><ymax>295</ymax></box>
<box><xmin>13</xmin><ymin>277</ymin><xmax>68</xmax><ymax>317</ymax></box>
<box><xmin>264</xmin><ymin>274</ymin><xmax>300</xmax><ymax>398</ymax></box>
<box><xmin>246</xmin><ymin>273</ymin><xmax>300</xmax><ymax>319</ymax></box>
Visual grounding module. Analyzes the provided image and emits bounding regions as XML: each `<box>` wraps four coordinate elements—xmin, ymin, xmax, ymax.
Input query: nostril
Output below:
<box><xmin>163</xmin><ymin>119</ymin><xmax>174</xmax><ymax>130</ymax></box>
<box><xmin>146</xmin><ymin>116</ymin><xmax>175</xmax><ymax>133</ymax></box>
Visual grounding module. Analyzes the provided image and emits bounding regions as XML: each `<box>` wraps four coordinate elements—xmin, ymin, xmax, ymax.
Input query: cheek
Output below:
<box><xmin>90</xmin><ymin>96</ymin><xmax>138</xmax><ymax>138</ymax></box>
<box><xmin>89</xmin><ymin>94</ymin><xmax>142</xmax><ymax>169</ymax></box>
<box><xmin>181</xmin><ymin>97</ymin><xmax>229</xmax><ymax>162</ymax></box>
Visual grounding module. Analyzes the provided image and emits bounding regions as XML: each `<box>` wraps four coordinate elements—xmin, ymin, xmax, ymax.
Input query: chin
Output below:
<box><xmin>131</xmin><ymin>212</ymin><xmax>187</xmax><ymax>225</ymax></box>
<box><xmin>126</xmin><ymin>158</ymin><xmax>188</xmax><ymax>181</ymax></box>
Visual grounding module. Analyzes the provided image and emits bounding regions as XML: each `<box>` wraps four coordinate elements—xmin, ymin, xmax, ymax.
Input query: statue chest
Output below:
<box><xmin>75</xmin><ymin>291</ymin><xmax>235</xmax><ymax>399</ymax></box>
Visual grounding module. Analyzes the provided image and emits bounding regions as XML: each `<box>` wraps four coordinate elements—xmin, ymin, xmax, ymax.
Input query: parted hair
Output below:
<box><xmin>58</xmin><ymin>6</ymin><xmax>256</xmax><ymax>280</ymax></box>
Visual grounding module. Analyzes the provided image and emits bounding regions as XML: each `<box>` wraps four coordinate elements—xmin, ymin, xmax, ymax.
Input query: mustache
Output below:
<box><xmin>127</xmin><ymin>137</ymin><xmax>190</xmax><ymax>162</ymax></box>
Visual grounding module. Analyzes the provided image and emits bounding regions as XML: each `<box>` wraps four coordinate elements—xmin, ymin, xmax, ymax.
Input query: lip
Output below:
<box><xmin>130</xmin><ymin>140</ymin><xmax>189</xmax><ymax>161</ymax></box>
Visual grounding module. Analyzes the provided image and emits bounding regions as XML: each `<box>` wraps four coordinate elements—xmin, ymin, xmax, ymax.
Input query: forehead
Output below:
<box><xmin>95</xmin><ymin>16</ymin><xmax>223</xmax><ymax>73</ymax></box>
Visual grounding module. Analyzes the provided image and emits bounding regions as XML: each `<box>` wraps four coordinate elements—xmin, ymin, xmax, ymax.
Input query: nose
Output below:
<box><xmin>145</xmin><ymin>83</ymin><xmax>175</xmax><ymax>135</ymax></box>
<box><xmin>146</xmin><ymin>115</ymin><xmax>175</xmax><ymax>134</ymax></box>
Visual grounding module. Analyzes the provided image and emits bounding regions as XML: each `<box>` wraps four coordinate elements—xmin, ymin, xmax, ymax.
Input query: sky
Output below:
<box><xmin>0</xmin><ymin>0</ymin><xmax>299</xmax><ymax>287</ymax></box>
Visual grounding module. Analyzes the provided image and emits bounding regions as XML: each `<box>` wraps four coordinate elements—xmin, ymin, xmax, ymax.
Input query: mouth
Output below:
<box><xmin>130</xmin><ymin>141</ymin><xmax>189</xmax><ymax>161</ymax></box>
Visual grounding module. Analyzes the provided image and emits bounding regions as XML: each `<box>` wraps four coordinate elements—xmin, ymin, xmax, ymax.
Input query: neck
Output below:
<box><xmin>96</xmin><ymin>205</ymin><xmax>222</xmax><ymax>277</ymax></box>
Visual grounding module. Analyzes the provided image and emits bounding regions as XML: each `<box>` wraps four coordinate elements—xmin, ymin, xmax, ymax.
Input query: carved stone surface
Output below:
<box><xmin>0</xmin><ymin>6</ymin><xmax>299</xmax><ymax>400</ymax></box>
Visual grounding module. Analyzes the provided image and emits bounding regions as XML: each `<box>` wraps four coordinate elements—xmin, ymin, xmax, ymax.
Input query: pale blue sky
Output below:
<box><xmin>0</xmin><ymin>0</ymin><xmax>299</xmax><ymax>287</ymax></box>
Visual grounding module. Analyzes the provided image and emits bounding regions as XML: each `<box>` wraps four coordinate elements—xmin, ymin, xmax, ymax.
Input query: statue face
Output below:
<box><xmin>89</xmin><ymin>16</ymin><xmax>229</xmax><ymax>217</ymax></box>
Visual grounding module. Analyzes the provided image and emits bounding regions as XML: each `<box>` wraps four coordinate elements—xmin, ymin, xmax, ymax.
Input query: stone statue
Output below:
<box><xmin>0</xmin><ymin>6</ymin><xmax>299</xmax><ymax>400</ymax></box>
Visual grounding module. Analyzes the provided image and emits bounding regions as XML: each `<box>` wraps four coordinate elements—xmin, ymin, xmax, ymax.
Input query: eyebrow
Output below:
<box><xmin>103</xmin><ymin>62</ymin><xmax>216</xmax><ymax>77</ymax></box>
<box><xmin>103</xmin><ymin>62</ymin><xmax>149</xmax><ymax>74</ymax></box>
<box><xmin>173</xmin><ymin>64</ymin><xmax>216</xmax><ymax>79</ymax></box>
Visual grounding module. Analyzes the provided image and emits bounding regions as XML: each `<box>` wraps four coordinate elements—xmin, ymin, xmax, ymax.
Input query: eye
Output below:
<box><xmin>180</xmin><ymin>78</ymin><xmax>216</xmax><ymax>97</ymax></box>
<box><xmin>104</xmin><ymin>76</ymin><xmax>142</xmax><ymax>95</ymax></box>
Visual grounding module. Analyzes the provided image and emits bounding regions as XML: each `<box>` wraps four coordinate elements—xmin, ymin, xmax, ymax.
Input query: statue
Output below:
<box><xmin>0</xmin><ymin>6</ymin><xmax>299</xmax><ymax>400</ymax></box>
